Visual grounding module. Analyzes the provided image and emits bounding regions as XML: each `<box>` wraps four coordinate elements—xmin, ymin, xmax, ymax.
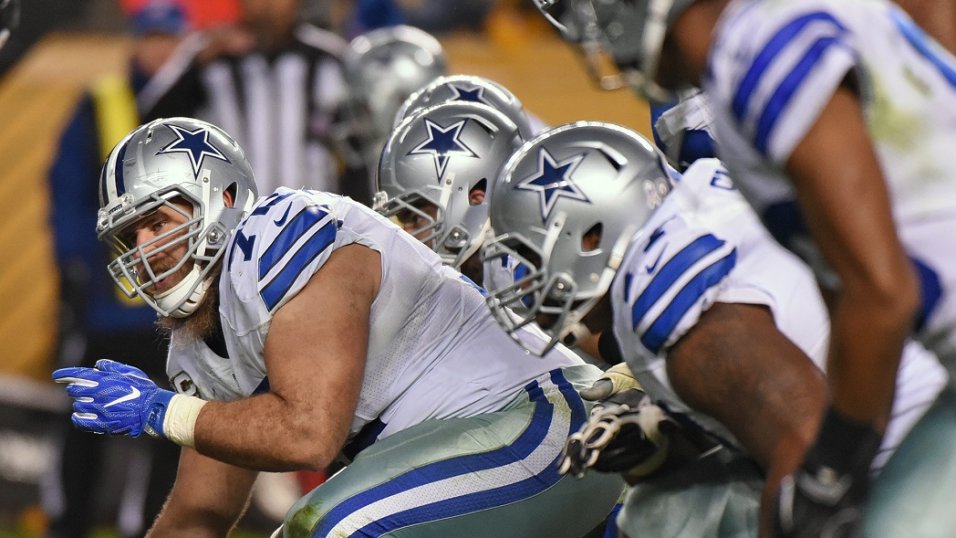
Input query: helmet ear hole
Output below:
<box><xmin>582</xmin><ymin>222</ymin><xmax>603</xmax><ymax>252</ymax></box>
<box><xmin>224</xmin><ymin>182</ymin><xmax>238</xmax><ymax>207</ymax></box>
<box><xmin>469</xmin><ymin>178</ymin><xmax>488</xmax><ymax>206</ymax></box>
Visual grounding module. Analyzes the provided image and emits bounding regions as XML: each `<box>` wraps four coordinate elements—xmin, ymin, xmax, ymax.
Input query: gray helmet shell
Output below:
<box><xmin>97</xmin><ymin>117</ymin><xmax>258</xmax><ymax>318</ymax></box>
<box><xmin>344</xmin><ymin>25</ymin><xmax>447</xmax><ymax>156</ymax></box>
<box><xmin>395</xmin><ymin>74</ymin><xmax>534</xmax><ymax>139</ymax></box>
<box><xmin>376</xmin><ymin>101</ymin><xmax>524</xmax><ymax>268</ymax></box>
<box><xmin>484</xmin><ymin>121</ymin><xmax>672</xmax><ymax>354</ymax></box>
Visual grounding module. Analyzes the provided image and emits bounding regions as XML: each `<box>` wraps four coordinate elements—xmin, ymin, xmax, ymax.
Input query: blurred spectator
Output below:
<box><xmin>43</xmin><ymin>3</ymin><xmax>194</xmax><ymax>537</ymax></box>
<box><xmin>121</xmin><ymin>0</ymin><xmax>242</xmax><ymax>30</ymax></box>
<box><xmin>146</xmin><ymin>0</ymin><xmax>360</xmax><ymax>201</ymax></box>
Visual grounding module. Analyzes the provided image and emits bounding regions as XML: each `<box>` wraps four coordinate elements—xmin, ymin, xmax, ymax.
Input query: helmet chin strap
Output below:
<box><xmin>154</xmin><ymin>265</ymin><xmax>212</xmax><ymax>318</ymax></box>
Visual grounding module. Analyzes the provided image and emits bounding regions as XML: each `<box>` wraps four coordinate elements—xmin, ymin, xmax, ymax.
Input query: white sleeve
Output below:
<box><xmin>617</xmin><ymin>217</ymin><xmax>737</xmax><ymax>355</ymax></box>
<box><xmin>714</xmin><ymin>4</ymin><xmax>856</xmax><ymax>164</ymax></box>
<box><xmin>226</xmin><ymin>189</ymin><xmax>340</xmax><ymax>313</ymax></box>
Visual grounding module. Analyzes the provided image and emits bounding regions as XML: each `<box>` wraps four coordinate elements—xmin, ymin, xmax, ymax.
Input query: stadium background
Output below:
<box><xmin>0</xmin><ymin>0</ymin><xmax>649</xmax><ymax>534</ymax></box>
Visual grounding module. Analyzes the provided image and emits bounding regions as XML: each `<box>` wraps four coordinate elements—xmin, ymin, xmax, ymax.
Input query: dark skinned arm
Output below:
<box><xmin>785</xmin><ymin>82</ymin><xmax>919</xmax><ymax>430</ymax></box>
<box><xmin>666</xmin><ymin>302</ymin><xmax>827</xmax><ymax>536</ymax></box>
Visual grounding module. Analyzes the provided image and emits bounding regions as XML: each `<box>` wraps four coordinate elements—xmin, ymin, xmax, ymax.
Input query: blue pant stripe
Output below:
<box><xmin>312</xmin><ymin>377</ymin><xmax>559</xmax><ymax>536</ymax></box>
<box><xmin>351</xmin><ymin>369</ymin><xmax>582</xmax><ymax>537</ymax></box>
<box><xmin>314</xmin><ymin>370</ymin><xmax>580</xmax><ymax>537</ymax></box>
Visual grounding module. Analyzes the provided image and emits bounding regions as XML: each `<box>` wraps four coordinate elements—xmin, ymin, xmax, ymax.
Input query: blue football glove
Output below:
<box><xmin>52</xmin><ymin>359</ymin><xmax>174</xmax><ymax>438</ymax></box>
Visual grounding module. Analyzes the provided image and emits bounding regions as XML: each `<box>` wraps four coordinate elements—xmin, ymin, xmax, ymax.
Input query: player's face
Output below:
<box><xmin>396</xmin><ymin>199</ymin><xmax>439</xmax><ymax>246</ymax></box>
<box><xmin>121</xmin><ymin>200</ymin><xmax>193</xmax><ymax>295</ymax></box>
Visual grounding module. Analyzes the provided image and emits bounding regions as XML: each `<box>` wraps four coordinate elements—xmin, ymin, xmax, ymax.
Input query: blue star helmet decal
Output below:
<box><xmin>515</xmin><ymin>147</ymin><xmax>590</xmax><ymax>222</ymax></box>
<box><xmin>451</xmin><ymin>84</ymin><xmax>485</xmax><ymax>103</ymax></box>
<box><xmin>157</xmin><ymin>124</ymin><xmax>230</xmax><ymax>178</ymax></box>
<box><xmin>407</xmin><ymin>118</ymin><xmax>478</xmax><ymax>181</ymax></box>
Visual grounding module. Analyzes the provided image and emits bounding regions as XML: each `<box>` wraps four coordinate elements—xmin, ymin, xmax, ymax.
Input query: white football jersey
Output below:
<box><xmin>167</xmin><ymin>187</ymin><xmax>583</xmax><ymax>447</ymax></box>
<box><xmin>609</xmin><ymin>159</ymin><xmax>946</xmax><ymax>464</ymax></box>
<box><xmin>706</xmin><ymin>0</ymin><xmax>956</xmax><ymax>361</ymax></box>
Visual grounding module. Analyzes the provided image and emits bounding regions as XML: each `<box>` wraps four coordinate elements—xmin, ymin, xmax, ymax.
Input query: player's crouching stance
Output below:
<box><xmin>52</xmin><ymin>117</ymin><xmax>623</xmax><ymax>537</ymax></box>
<box><xmin>483</xmin><ymin>122</ymin><xmax>947</xmax><ymax>537</ymax></box>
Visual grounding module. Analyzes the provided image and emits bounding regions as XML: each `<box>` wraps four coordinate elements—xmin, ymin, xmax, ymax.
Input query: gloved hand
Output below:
<box><xmin>559</xmin><ymin>394</ymin><xmax>677</xmax><ymax>481</ymax></box>
<box><xmin>772</xmin><ymin>407</ymin><xmax>881</xmax><ymax>538</ymax></box>
<box><xmin>53</xmin><ymin>359</ymin><xmax>174</xmax><ymax>438</ymax></box>
<box><xmin>773</xmin><ymin>466</ymin><xmax>865</xmax><ymax>538</ymax></box>
<box><xmin>579</xmin><ymin>362</ymin><xmax>643</xmax><ymax>404</ymax></box>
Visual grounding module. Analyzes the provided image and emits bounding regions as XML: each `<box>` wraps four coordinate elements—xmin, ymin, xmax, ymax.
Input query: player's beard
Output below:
<box><xmin>156</xmin><ymin>262</ymin><xmax>222</xmax><ymax>342</ymax></box>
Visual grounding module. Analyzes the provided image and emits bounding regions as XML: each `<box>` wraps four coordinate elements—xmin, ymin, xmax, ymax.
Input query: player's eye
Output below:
<box><xmin>150</xmin><ymin>219</ymin><xmax>168</xmax><ymax>233</ymax></box>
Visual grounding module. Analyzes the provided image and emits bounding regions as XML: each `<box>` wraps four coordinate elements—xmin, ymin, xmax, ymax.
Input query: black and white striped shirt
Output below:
<box><xmin>147</xmin><ymin>24</ymin><xmax>355</xmax><ymax>197</ymax></box>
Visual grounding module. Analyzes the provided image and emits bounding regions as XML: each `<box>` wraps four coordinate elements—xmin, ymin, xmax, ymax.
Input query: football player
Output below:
<box><xmin>483</xmin><ymin>120</ymin><xmax>948</xmax><ymax>537</ymax></box>
<box><xmin>375</xmin><ymin>100</ymin><xmax>526</xmax><ymax>288</ymax></box>
<box><xmin>339</xmin><ymin>24</ymin><xmax>447</xmax><ymax>199</ymax></box>
<box><xmin>560</xmin><ymin>0</ymin><xmax>956</xmax><ymax>535</ymax></box>
<box><xmin>51</xmin><ymin>117</ymin><xmax>624</xmax><ymax>536</ymax></box>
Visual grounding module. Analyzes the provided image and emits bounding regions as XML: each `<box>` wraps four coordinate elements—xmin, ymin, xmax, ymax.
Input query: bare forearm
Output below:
<box><xmin>667</xmin><ymin>303</ymin><xmax>826</xmax><ymax>470</ymax></box>
<box><xmin>148</xmin><ymin>509</ymin><xmax>240</xmax><ymax>538</ymax></box>
<box><xmin>826</xmin><ymin>285</ymin><xmax>915</xmax><ymax>430</ymax></box>
<box><xmin>147</xmin><ymin>448</ymin><xmax>257</xmax><ymax>537</ymax></box>
<box><xmin>192</xmin><ymin>392</ymin><xmax>347</xmax><ymax>471</ymax></box>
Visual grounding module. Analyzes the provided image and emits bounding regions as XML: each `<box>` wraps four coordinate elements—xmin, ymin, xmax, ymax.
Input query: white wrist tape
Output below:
<box><xmin>163</xmin><ymin>394</ymin><xmax>207</xmax><ymax>448</ymax></box>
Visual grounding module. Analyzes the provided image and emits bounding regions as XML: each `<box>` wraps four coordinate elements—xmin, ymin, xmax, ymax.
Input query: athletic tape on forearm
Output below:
<box><xmin>163</xmin><ymin>394</ymin><xmax>207</xmax><ymax>448</ymax></box>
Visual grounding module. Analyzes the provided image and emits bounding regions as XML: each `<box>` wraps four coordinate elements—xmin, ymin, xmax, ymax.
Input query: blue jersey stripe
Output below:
<box><xmin>258</xmin><ymin>207</ymin><xmax>330</xmax><ymax>280</ymax></box>
<box><xmin>891</xmin><ymin>8</ymin><xmax>956</xmax><ymax>88</ymax></box>
<box><xmin>630</xmin><ymin>235</ymin><xmax>728</xmax><ymax>332</ymax></box>
<box><xmin>259</xmin><ymin>219</ymin><xmax>336</xmax><ymax>311</ymax></box>
<box><xmin>251</xmin><ymin>191</ymin><xmax>295</xmax><ymax>216</ymax></box>
<box><xmin>754</xmin><ymin>35</ymin><xmax>843</xmax><ymax>155</ymax></box>
<box><xmin>912</xmin><ymin>257</ymin><xmax>942</xmax><ymax>332</ymax></box>
<box><xmin>641</xmin><ymin>250</ymin><xmax>737</xmax><ymax>354</ymax></box>
<box><xmin>313</xmin><ymin>369</ymin><xmax>581</xmax><ymax>536</ymax></box>
<box><xmin>732</xmin><ymin>12</ymin><xmax>846</xmax><ymax>122</ymax></box>
<box><xmin>622</xmin><ymin>272</ymin><xmax>634</xmax><ymax>304</ymax></box>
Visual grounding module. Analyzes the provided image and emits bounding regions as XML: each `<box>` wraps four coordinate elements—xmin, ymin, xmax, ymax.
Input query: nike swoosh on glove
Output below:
<box><xmin>53</xmin><ymin>359</ymin><xmax>174</xmax><ymax>438</ymax></box>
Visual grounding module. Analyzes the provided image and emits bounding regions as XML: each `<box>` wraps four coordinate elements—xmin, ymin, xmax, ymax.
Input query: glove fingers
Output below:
<box><xmin>580</xmin><ymin>379</ymin><xmax>614</xmax><ymax>401</ymax></box>
<box><xmin>71</xmin><ymin>412</ymin><xmax>108</xmax><ymax>434</ymax></box>
<box><xmin>65</xmin><ymin>383</ymin><xmax>101</xmax><ymax>398</ymax></box>
<box><xmin>52</xmin><ymin>368</ymin><xmax>99</xmax><ymax>386</ymax></box>
<box><xmin>95</xmin><ymin>359</ymin><xmax>150</xmax><ymax>380</ymax></box>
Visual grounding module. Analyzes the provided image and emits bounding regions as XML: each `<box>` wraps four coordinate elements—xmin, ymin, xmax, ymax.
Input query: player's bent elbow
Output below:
<box><xmin>277</xmin><ymin>437</ymin><xmax>337</xmax><ymax>471</ymax></box>
<box><xmin>845</xmin><ymin>260</ymin><xmax>921</xmax><ymax>328</ymax></box>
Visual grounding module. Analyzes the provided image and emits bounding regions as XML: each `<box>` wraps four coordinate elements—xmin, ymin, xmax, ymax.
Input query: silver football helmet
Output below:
<box><xmin>343</xmin><ymin>25</ymin><xmax>447</xmax><ymax>162</ymax></box>
<box><xmin>395</xmin><ymin>74</ymin><xmax>535</xmax><ymax>139</ymax></box>
<box><xmin>376</xmin><ymin>101</ymin><xmax>524</xmax><ymax>269</ymax></box>
<box><xmin>97</xmin><ymin>117</ymin><xmax>258</xmax><ymax>318</ymax></box>
<box><xmin>0</xmin><ymin>0</ymin><xmax>19</xmax><ymax>50</ymax></box>
<box><xmin>536</xmin><ymin>0</ymin><xmax>693</xmax><ymax>100</ymax></box>
<box><xmin>484</xmin><ymin>121</ymin><xmax>672</xmax><ymax>355</ymax></box>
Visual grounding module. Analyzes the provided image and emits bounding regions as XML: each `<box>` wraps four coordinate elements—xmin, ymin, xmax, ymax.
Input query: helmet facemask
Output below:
<box><xmin>539</xmin><ymin>0</ymin><xmax>693</xmax><ymax>101</ymax></box>
<box><xmin>484</xmin><ymin>212</ymin><xmax>624</xmax><ymax>356</ymax></box>
<box><xmin>99</xmin><ymin>187</ymin><xmax>232</xmax><ymax>318</ymax></box>
<box><xmin>373</xmin><ymin>187</ymin><xmax>446</xmax><ymax>252</ymax></box>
